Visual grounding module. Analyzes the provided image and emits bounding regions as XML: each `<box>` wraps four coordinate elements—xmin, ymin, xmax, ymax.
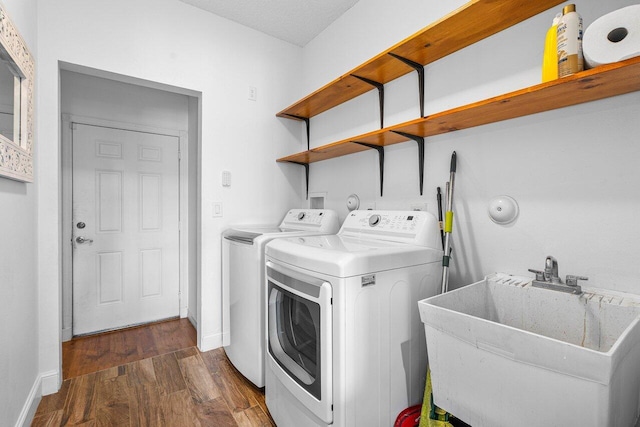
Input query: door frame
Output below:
<box><xmin>61</xmin><ymin>113</ymin><xmax>190</xmax><ymax>340</ymax></box>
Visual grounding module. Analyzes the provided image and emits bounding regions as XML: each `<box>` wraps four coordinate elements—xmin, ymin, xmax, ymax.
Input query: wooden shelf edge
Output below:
<box><xmin>393</xmin><ymin>56</ymin><xmax>640</xmax><ymax>138</ymax></box>
<box><xmin>277</xmin><ymin>57</ymin><xmax>640</xmax><ymax>165</ymax></box>
<box><xmin>276</xmin><ymin>0</ymin><xmax>565</xmax><ymax>120</ymax></box>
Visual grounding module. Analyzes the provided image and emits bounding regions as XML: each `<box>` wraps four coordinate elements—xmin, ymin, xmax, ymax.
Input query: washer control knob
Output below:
<box><xmin>297</xmin><ymin>212</ymin><xmax>306</xmax><ymax>221</ymax></box>
<box><xmin>369</xmin><ymin>214</ymin><xmax>381</xmax><ymax>227</ymax></box>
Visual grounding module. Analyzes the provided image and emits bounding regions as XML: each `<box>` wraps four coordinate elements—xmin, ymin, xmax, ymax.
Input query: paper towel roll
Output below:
<box><xmin>583</xmin><ymin>4</ymin><xmax>640</xmax><ymax>68</ymax></box>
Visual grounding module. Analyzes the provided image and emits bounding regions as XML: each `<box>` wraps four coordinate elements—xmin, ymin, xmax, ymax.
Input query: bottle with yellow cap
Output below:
<box><xmin>542</xmin><ymin>13</ymin><xmax>561</xmax><ymax>82</ymax></box>
<box><xmin>557</xmin><ymin>4</ymin><xmax>584</xmax><ymax>77</ymax></box>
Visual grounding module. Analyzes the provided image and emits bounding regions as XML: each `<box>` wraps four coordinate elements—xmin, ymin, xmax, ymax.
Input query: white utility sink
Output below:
<box><xmin>419</xmin><ymin>273</ymin><xmax>640</xmax><ymax>427</ymax></box>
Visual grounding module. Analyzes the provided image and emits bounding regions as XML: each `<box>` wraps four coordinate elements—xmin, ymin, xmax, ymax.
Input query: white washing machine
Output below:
<box><xmin>265</xmin><ymin>210</ymin><xmax>443</xmax><ymax>427</ymax></box>
<box><xmin>222</xmin><ymin>209</ymin><xmax>339</xmax><ymax>388</ymax></box>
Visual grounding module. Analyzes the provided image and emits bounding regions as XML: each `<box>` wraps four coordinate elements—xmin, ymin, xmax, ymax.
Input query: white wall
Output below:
<box><xmin>60</xmin><ymin>71</ymin><xmax>191</xmax><ymax>131</ymax></box>
<box><xmin>0</xmin><ymin>1</ymin><xmax>40</xmax><ymax>425</ymax></box>
<box><xmin>298</xmin><ymin>0</ymin><xmax>640</xmax><ymax>293</ymax></box>
<box><xmin>37</xmin><ymin>0</ymin><xmax>304</xmax><ymax>391</ymax></box>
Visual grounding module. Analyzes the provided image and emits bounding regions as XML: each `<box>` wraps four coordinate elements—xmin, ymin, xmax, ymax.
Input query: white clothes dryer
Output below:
<box><xmin>222</xmin><ymin>209</ymin><xmax>339</xmax><ymax>388</ymax></box>
<box><xmin>265</xmin><ymin>210</ymin><xmax>443</xmax><ymax>427</ymax></box>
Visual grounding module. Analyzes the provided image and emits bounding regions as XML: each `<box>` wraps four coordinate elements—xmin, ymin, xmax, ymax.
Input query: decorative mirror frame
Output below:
<box><xmin>0</xmin><ymin>4</ymin><xmax>35</xmax><ymax>182</ymax></box>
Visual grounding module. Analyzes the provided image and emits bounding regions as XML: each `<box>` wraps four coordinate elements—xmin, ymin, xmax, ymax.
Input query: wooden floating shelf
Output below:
<box><xmin>276</xmin><ymin>0</ymin><xmax>565</xmax><ymax>120</ymax></box>
<box><xmin>277</xmin><ymin>56</ymin><xmax>640</xmax><ymax>164</ymax></box>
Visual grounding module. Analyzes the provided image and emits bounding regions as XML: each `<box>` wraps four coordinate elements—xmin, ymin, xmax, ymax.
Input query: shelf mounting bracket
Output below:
<box><xmin>289</xmin><ymin>161</ymin><xmax>310</xmax><ymax>199</ymax></box>
<box><xmin>352</xmin><ymin>142</ymin><xmax>385</xmax><ymax>196</ymax></box>
<box><xmin>391</xmin><ymin>131</ymin><xmax>425</xmax><ymax>195</ymax></box>
<box><xmin>388</xmin><ymin>53</ymin><xmax>425</xmax><ymax>118</ymax></box>
<box><xmin>283</xmin><ymin>114</ymin><xmax>311</xmax><ymax>151</ymax></box>
<box><xmin>351</xmin><ymin>75</ymin><xmax>385</xmax><ymax>129</ymax></box>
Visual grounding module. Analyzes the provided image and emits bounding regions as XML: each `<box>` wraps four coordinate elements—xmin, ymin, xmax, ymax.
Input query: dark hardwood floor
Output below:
<box><xmin>61</xmin><ymin>318</ymin><xmax>198</xmax><ymax>379</ymax></box>
<box><xmin>32</xmin><ymin>318</ymin><xmax>275</xmax><ymax>426</ymax></box>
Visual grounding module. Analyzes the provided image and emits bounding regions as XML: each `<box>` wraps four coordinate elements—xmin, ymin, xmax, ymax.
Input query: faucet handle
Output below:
<box><xmin>566</xmin><ymin>275</ymin><xmax>588</xmax><ymax>287</ymax></box>
<box><xmin>528</xmin><ymin>269</ymin><xmax>545</xmax><ymax>281</ymax></box>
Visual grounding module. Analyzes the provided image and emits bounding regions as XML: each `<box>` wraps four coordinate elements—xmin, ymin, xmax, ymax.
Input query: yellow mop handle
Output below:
<box><xmin>444</xmin><ymin>211</ymin><xmax>453</xmax><ymax>233</ymax></box>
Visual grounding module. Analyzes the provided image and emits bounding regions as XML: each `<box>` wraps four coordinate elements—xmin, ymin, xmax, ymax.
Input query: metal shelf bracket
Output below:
<box><xmin>391</xmin><ymin>131</ymin><xmax>425</xmax><ymax>195</ymax></box>
<box><xmin>352</xmin><ymin>142</ymin><xmax>385</xmax><ymax>196</ymax></box>
<box><xmin>351</xmin><ymin>75</ymin><xmax>385</xmax><ymax>129</ymax></box>
<box><xmin>388</xmin><ymin>53</ymin><xmax>425</xmax><ymax>118</ymax></box>
<box><xmin>290</xmin><ymin>161</ymin><xmax>310</xmax><ymax>199</ymax></box>
<box><xmin>283</xmin><ymin>114</ymin><xmax>311</xmax><ymax>150</ymax></box>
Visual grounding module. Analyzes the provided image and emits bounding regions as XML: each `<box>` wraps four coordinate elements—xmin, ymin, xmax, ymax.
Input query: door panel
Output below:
<box><xmin>141</xmin><ymin>248</ymin><xmax>163</xmax><ymax>297</ymax></box>
<box><xmin>96</xmin><ymin>170</ymin><xmax>123</xmax><ymax>232</ymax></box>
<box><xmin>97</xmin><ymin>251</ymin><xmax>123</xmax><ymax>303</ymax></box>
<box><xmin>72</xmin><ymin>124</ymin><xmax>180</xmax><ymax>335</ymax></box>
<box><xmin>140</xmin><ymin>174</ymin><xmax>162</xmax><ymax>230</ymax></box>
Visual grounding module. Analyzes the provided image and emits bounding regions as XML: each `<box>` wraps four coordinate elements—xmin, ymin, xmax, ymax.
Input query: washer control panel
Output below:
<box><xmin>340</xmin><ymin>210</ymin><xmax>439</xmax><ymax>248</ymax></box>
<box><xmin>359</xmin><ymin>212</ymin><xmax>419</xmax><ymax>232</ymax></box>
<box><xmin>280</xmin><ymin>209</ymin><xmax>340</xmax><ymax>232</ymax></box>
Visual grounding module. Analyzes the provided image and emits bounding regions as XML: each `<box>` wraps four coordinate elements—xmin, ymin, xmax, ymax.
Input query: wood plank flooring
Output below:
<box><xmin>33</xmin><ymin>319</ymin><xmax>275</xmax><ymax>426</ymax></box>
<box><xmin>62</xmin><ymin>318</ymin><xmax>198</xmax><ymax>379</ymax></box>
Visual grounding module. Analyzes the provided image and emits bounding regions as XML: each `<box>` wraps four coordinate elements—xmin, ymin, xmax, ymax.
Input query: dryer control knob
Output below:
<box><xmin>297</xmin><ymin>212</ymin><xmax>306</xmax><ymax>221</ymax></box>
<box><xmin>369</xmin><ymin>214</ymin><xmax>381</xmax><ymax>227</ymax></box>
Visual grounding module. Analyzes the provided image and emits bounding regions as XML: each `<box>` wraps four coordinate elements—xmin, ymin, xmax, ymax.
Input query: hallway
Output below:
<box><xmin>32</xmin><ymin>319</ymin><xmax>274</xmax><ymax>426</ymax></box>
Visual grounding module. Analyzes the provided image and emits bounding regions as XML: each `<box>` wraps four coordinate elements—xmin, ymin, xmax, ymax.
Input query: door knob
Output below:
<box><xmin>76</xmin><ymin>236</ymin><xmax>94</xmax><ymax>244</ymax></box>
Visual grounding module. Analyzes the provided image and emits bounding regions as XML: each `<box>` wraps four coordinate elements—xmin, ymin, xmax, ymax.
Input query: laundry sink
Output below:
<box><xmin>419</xmin><ymin>273</ymin><xmax>640</xmax><ymax>427</ymax></box>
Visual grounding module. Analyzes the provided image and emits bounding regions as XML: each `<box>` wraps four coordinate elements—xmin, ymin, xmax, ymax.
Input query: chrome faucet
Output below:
<box><xmin>528</xmin><ymin>255</ymin><xmax>587</xmax><ymax>295</ymax></box>
<box><xmin>544</xmin><ymin>256</ymin><xmax>560</xmax><ymax>283</ymax></box>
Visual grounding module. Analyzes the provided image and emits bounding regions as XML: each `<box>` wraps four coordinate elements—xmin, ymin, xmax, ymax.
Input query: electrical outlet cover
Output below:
<box><xmin>411</xmin><ymin>203</ymin><xmax>428</xmax><ymax>211</ymax></box>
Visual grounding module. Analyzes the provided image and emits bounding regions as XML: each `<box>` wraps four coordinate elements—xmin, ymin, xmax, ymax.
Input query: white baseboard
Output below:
<box><xmin>17</xmin><ymin>370</ymin><xmax>64</xmax><ymax>426</ymax></box>
<box><xmin>40</xmin><ymin>371</ymin><xmax>60</xmax><ymax>396</ymax></box>
<box><xmin>187</xmin><ymin>310</ymin><xmax>197</xmax><ymax>330</ymax></box>
<box><xmin>200</xmin><ymin>331</ymin><xmax>223</xmax><ymax>352</ymax></box>
<box><xmin>15</xmin><ymin>371</ymin><xmax>49</xmax><ymax>427</ymax></box>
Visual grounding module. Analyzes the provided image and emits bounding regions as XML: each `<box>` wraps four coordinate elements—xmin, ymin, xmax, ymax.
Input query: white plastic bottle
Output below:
<box><xmin>557</xmin><ymin>4</ymin><xmax>583</xmax><ymax>77</ymax></box>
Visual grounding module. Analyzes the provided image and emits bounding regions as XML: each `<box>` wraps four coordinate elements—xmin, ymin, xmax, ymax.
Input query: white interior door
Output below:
<box><xmin>72</xmin><ymin>124</ymin><xmax>180</xmax><ymax>335</ymax></box>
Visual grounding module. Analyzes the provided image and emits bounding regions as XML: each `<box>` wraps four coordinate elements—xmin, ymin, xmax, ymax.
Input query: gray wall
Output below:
<box><xmin>0</xmin><ymin>1</ymin><xmax>39</xmax><ymax>425</ymax></box>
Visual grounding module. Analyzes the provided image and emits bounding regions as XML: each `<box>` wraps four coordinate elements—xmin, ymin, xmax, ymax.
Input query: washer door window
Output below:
<box><xmin>267</xmin><ymin>261</ymin><xmax>333</xmax><ymax>424</ymax></box>
<box><xmin>271</xmin><ymin>285</ymin><xmax>321</xmax><ymax>398</ymax></box>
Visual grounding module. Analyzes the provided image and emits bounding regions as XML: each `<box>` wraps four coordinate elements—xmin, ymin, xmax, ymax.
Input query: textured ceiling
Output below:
<box><xmin>179</xmin><ymin>0</ymin><xmax>360</xmax><ymax>46</ymax></box>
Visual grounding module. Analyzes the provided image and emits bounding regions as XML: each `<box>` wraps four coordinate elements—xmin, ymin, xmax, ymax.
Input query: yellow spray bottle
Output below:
<box><xmin>542</xmin><ymin>13</ymin><xmax>562</xmax><ymax>82</ymax></box>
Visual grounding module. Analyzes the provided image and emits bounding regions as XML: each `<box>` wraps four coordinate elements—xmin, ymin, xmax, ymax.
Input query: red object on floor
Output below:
<box><xmin>394</xmin><ymin>404</ymin><xmax>422</xmax><ymax>427</ymax></box>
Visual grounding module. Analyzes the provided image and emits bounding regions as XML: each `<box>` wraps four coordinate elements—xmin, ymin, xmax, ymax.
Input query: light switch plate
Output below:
<box><xmin>248</xmin><ymin>86</ymin><xmax>257</xmax><ymax>101</ymax></box>
<box><xmin>222</xmin><ymin>171</ymin><xmax>231</xmax><ymax>187</ymax></box>
<box><xmin>212</xmin><ymin>202</ymin><xmax>223</xmax><ymax>217</ymax></box>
